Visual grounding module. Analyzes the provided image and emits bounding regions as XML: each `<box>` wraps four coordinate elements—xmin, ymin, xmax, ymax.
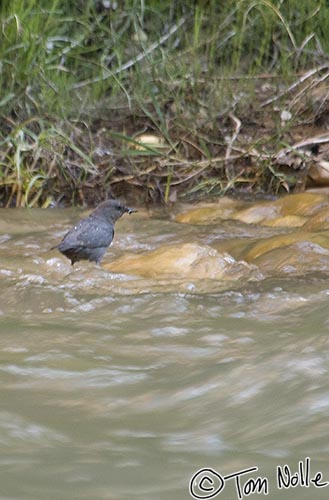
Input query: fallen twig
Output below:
<box><xmin>260</xmin><ymin>64</ymin><xmax>329</xmax><ymax>107</ymax></box>
<box><xmin>225</xmin><ymin>113</ymin><xmax>242</xmax><ymax>162</ymax></box>
<box><xmin>289</xmin><ymin>70</ymin><xmax>329</xmax><ymax>109</ymax></box>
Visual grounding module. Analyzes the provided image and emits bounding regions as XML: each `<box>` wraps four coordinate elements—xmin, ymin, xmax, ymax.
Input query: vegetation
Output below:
<box><xmin>0</xmin><ymin>0</ymin><xmax>329</xmax><ymax>207</ymax></box>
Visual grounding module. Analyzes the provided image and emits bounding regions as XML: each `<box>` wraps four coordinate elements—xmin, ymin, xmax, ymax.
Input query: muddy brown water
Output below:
<box><xmin>1</xmin><ymin>205</ymin><xmax>329</xmax><ymax>500</ymax></box>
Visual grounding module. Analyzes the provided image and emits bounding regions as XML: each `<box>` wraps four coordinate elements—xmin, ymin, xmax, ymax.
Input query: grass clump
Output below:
<box><xmin>0</xmin><ymin>0</ymin><xmax>329</xmax><ymax>206</ymax></box>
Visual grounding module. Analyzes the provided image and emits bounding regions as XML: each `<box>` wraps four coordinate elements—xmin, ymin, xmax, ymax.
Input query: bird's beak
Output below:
<box><xmin>126</xmin><ymin>207</ymin><xmax>138</xmax><ymax>214</ymax></box>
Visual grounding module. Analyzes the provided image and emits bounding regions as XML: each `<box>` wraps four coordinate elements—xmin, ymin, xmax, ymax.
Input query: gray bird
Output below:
<box><xmin>53</xmin><ymin>199</ymin><xmax>137</xmax><ymax>265</ymax></box>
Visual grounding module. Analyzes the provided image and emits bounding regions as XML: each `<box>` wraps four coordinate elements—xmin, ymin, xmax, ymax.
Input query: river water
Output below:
<box><xmin>1</xmin><ymin>207</ymin><xmax>329</xmax><ymax>500</ymax></box>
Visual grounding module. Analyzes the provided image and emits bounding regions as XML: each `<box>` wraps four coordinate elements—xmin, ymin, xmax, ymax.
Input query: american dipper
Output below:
<box><xmin>53</xmin><ymin>199</ymin><xmax>137</xmax><ymax>265</ymax></box>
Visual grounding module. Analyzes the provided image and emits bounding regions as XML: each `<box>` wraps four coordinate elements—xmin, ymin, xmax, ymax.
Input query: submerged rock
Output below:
<box><xmin>274</xmin><ymin>192</ymin><xmax>328</xmax><ymax>216</ymax></box>
<box><xmin>302</xmin><ymin>206</ymin><xmax>329</xmax><ymax>231</ymax></box>
<box><xmin>253</xmin><ymin>240</ymin><xmax>329</xmax><ymax>275</ymax></box>
<box><xmin>242</xmin><ymin>230</ymin><xmax>329</xmax><ymax>262</ymax></box>
<box><xmin>175</xmin><ymin>198</ymin><xmax>243</xmax><ymax>224</ymax></box>
<box><xmin>261</xmin><ymin>215</ymin><xmax>307</xmax><ymax>228</ymax></box>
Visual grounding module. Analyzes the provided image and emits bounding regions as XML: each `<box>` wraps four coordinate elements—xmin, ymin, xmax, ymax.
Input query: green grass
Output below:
<box><xmin>0</xmin><ymin>0</ymin><xmax>329</xmax><ymax>206</ymax></box>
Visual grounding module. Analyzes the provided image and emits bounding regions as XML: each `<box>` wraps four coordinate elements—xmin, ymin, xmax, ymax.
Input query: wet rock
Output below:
<box><xmin>105</xmin><ymin>243</ymin><xmax>262</xmax><ymax>282</ymax></box>
<box><xmin>230</xmin><ymin>202</ymin><xmax>280</xmax><ymax>224</ymax></box>
<box><xmin>175</xmin><ymin>193</ymin><xmax>329</xmax><ymax>228</ymax></box>
<box><xmin>231</xmin><ymin>192</ymin><xmax>329</xmax><ymax>225</ymax></box>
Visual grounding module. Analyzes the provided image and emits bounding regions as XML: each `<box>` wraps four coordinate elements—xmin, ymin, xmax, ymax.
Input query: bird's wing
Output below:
<box><xmin>59</xmin><ymin>218</ymin><xmax>114</xmax><ymax>250</ymax></box>
<box><xmin>78</xmin><ymin>221</ymin><xmax>114</xmax><ymax>248</ymax></box>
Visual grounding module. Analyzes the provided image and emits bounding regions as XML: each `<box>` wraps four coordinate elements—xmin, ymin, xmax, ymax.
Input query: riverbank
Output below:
<box><xmin>1</xmin><ymin>1</ymin><xmax>328</xmax><ymax>207</ymax></box>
